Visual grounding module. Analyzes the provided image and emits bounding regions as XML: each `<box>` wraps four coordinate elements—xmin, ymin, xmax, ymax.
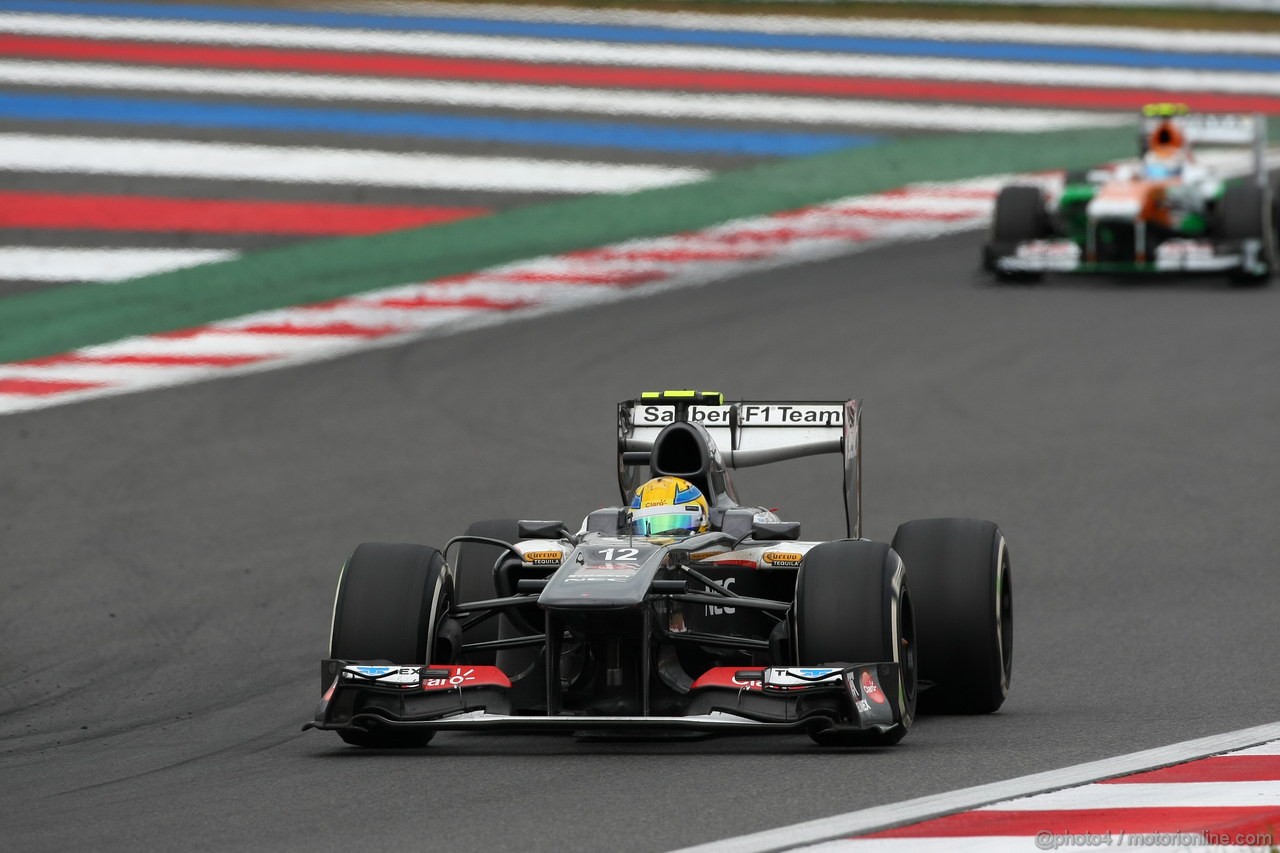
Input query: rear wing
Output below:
<box><xmin>1140</xmin><ymin>105</ymin><xmax>1268</xmax><ymax>186</ymax></box>
<box><xmin>617</xmin><ymin>392</ymin><xmax>863</xmax><ymax>538</ymax></box>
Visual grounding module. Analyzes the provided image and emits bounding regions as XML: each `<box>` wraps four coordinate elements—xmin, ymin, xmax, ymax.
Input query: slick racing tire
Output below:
<box><xmin>329</xmin><ymin>542</ymin><xmax>455</xmax><ymax>747</ymax></box>
<box><xmin>985</xmin><ymin>185</ymin><xmax>1049</xmax><ymax>284</ymax></box>
<box><xmin>892</xmin><ymin>519</ymin><xmax>1012</xmax><ymax>715</ymax></box>
<box><xmin>1215</xmin><ymin>181</ymin><xmax>1276</xmax><ymax>285</ymax></box>
<box><xmin>455</xmin><ymin>519</ymin><xmax>521</xmax><ymax>665</ymax></box>
<box><xmin>794</xmin><ymin>540</ymin><xmax>917</xmax><ymax>746</ymax></box>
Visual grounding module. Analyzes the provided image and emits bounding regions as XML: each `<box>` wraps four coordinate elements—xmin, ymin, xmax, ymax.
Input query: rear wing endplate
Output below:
<box><xmin>617</xmin><ymin>394</ymin><xmax>863</xmax><ymax>539</ymax></box>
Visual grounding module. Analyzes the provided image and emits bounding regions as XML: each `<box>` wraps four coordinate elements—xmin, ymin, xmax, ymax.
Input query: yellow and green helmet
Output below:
<box><xmin>629</xmin><ymin>476</ymin><xmax>709</xmax><ymax>536</ymax></box>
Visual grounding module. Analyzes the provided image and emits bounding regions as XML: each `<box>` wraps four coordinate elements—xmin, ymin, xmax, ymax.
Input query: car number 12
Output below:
<box><xmin>599</xmin><ymin>547</ymin><xmax>640</xmax><ymax>561</ymax></box>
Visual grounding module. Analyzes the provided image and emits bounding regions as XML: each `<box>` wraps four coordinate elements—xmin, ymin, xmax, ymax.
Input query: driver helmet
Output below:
<box><xmin>1144</xmin><ymin>120</ymin><xmax>1187</xmax><ymax>179</ymax></box>
<box><xmin>629</xmin><ymin>477</ymin><xmax>709</xmax><ymax>536</ymax></box>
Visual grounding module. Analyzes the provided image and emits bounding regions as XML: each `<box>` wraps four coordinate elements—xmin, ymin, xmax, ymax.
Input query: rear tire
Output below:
<box><xmin>329</xmin><ymin>542</ymin><xmax>455</xmax><ymax>747</ymax></box>
<box><xmin>1215</xmin><ymin>182</ymin><xmax>1275</xmax><ymax>286</ymax></box>
<box><xmin>985</xmin><ymin>186</ymin><xmax>1049</xmax><ymax>284</ymax></box>
<box><xmin>455</xmin><ymin>519</ymin><xmax>521</xmax><ymax>665</ymax></box>
<box><xmin>891</xmin><ymin>519</ymin><xmax>1012</xmax><ymax>714</ymax></box>
<box><xmin>794</xmin><ymin>540</ymin><xmax>916</xmax><ymax>746</ymax></box>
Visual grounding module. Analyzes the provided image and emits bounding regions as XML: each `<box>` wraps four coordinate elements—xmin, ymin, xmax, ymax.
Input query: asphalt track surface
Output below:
<box><xmin>3</xmin><ymin>228</ymin><xmax>1280</xmax><ymax>851</ymax></box>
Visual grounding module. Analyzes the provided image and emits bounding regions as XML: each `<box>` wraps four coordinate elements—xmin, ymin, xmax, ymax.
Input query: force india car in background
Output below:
<box><xmin>305</xmin><ymin>391</ymin><xmax>1012</xmax><ymax>747</ymax></box>
<box><xmin>984</xmin><ymin>105</ymin><xmax>1277</xmax><ymax>285</ymax></box>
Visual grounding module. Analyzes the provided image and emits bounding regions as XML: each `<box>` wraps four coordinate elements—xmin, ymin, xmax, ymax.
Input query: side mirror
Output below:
<box><xmin>752</xmin><ymin>521</ymin><xmax>800</xmax><ymax>541</ymax></box>
<box><xmin>517</xmin><ymin>520</ymin><xmax>570</xmax><ymax>540</ymax></box>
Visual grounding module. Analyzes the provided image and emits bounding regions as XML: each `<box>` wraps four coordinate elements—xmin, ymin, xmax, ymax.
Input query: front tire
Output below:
<box><xmin>794</xmin><ymin>540</ymin><xmax>916</xmax><ymax>746</ymax></box>
<box><xmin>985</xmin><ymin>185</ymin><xmax>1049</xmax><ymax>284</ymax></box>
<box><xmin>891</xmin><ymin>519</ymin><xmax>1012</xmax><ymax>714</ymax></box>
<box><xmin>329</xmin><ymin>542</ymin><xmax>455</xmax><ymax>747</ymax></box>
<box><xmin>1215</xmin><ymin>182</ymin><xmax>1276</xmax><ymax>286</ymax></box>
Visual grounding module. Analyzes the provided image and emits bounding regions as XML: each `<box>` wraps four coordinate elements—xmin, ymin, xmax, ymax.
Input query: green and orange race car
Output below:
<box><xmin>984</xmin><ymin>105</ymin><xmax>1276</xmax><ymax>285</ymax></box>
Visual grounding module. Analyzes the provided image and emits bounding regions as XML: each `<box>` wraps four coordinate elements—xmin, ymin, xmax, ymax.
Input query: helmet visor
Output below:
<box><xmin>630</xmin><ymin>505</ymin><xmax>704</xmax><ymax>536</ymax></box>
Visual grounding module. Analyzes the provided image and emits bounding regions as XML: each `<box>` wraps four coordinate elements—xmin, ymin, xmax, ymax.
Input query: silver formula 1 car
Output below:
<box><xmin>305</xmin><ymin>391</ymin><xmax>1012</xmax><ymax>747</ymax></box>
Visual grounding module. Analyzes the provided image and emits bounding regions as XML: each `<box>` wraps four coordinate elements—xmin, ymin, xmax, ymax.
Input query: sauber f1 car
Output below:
<box><xmin>305</xmin><ymin>391</ymin><xmax>1013</xmax><ymax>747</ymax></box>
<box><xmin>984</xmin><ymin>105</ymin><xmax>1276</xmax><ymax>285</ymax></box>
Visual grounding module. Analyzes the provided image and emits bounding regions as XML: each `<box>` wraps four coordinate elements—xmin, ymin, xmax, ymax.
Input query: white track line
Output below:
<box><xmin>0</xmin><ymin>363</ymin><xmax>213</xmax><ymax>384</ymax></box>
<box><xmin>82</xmin><ymin>332</ymin><xmax>336</xmax><ymax>358</ymax></box>
<box><xmin>355</xmin><ymin>2</ymin><xmax>1280</xmax><ymax>55</ymax></box>
<box><xmin>0</xmin><ymin>133</ymin><xmax>707</xmax><ymax>194</ymax></box>
<box><xmin>796</xmin><ymin>841</ymin><xmax>1268</xmax><ymax>853</ymax></box>
<box><xmin>0</xmin><ymin>247</ymin><xmax>235</xmax><ymax>282</ymax></box>
<box><xmin>3</xmin><ymin>14</ymin><xmax>1277</xmax><ymax>95</ymax></box>
<box><xmin>671</xmin><ymin>721</ymin><xmax>1280</xmax><ymax>853</ymax></box>
<box><xmin>981</xmin><ymin>780</ymin><xmax>1280</xmax><ymax>810</ymax></box>
<box><xmin>0</xmin><ymin>61</ymin><xmax>1121</xmax><ymax>133</ymax></box>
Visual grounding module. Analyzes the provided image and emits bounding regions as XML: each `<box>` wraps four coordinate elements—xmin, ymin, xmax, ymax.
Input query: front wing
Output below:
<box><xmin>304</xmin><ymin>662</ymin><xmax>907</xmax><ymax>739</ymax></box>
<box><xmin>994</xmin><ymin>238</ymin><xmax>1269</xmax><ymax>275</ymax></box>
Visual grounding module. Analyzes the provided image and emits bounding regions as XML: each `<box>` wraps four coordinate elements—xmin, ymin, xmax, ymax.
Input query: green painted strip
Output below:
<box><xmin>0</xmin><ymin>124</ymin><xmax>1186</xmax><ymax>363</ymax></box>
